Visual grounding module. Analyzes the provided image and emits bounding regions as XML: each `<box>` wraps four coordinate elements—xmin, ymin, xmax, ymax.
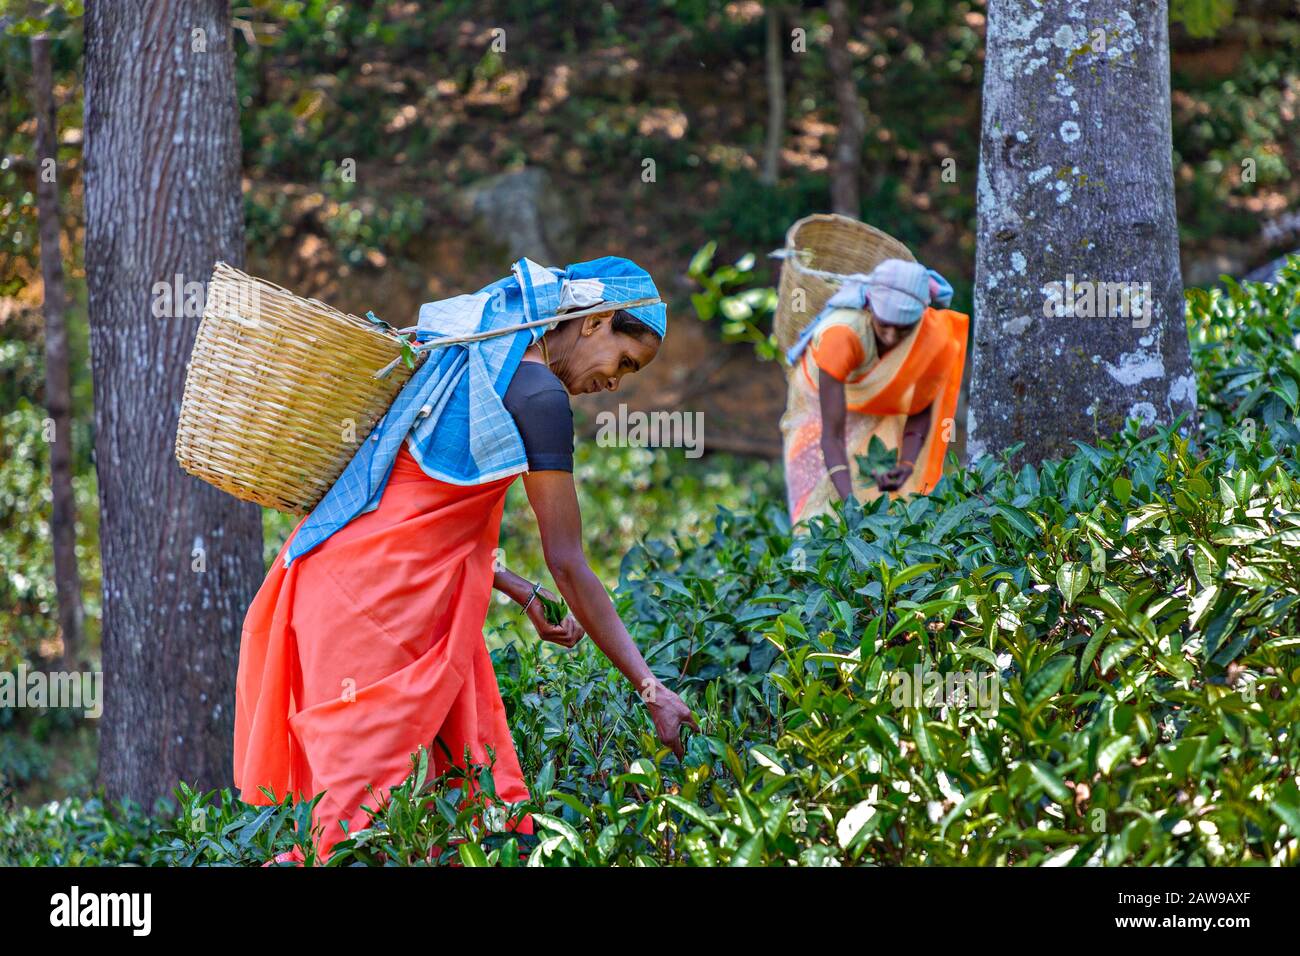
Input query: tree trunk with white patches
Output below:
<box><xmin>32</xmin><ymin>35</ymin><xmax>85</xmax><ymax>668</ymax></box>
<box><xmin>966</xmin><ymin>0</ymin><xmax>1197</xmax><ymax>467</ymax></box>
<box><xmin>84</xmin><ymin>0</ymin><xmax>263</xmax><ymax>804</ymax></box>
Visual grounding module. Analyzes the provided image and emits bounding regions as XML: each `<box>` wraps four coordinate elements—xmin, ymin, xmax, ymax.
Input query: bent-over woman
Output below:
<box><xmin>781</xmin><ymin>258</ymin><xmax>968</xmax><ymax>524</ymax></box>
<box><xmin>234</xmin><ymin>256</ymin><xmax>696</xmax><ymax>862</ymax></box>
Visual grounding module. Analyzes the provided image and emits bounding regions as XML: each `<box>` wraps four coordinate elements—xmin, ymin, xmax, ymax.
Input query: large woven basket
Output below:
<box><xmin>175</xmin><ymin>262</ymin><xmax>415</xmax><ymax>515</ymax></box>
<box><xmin>773</xmin><ymin>214</ymin><xmax>915</xmax><ymax>356</ymax></box>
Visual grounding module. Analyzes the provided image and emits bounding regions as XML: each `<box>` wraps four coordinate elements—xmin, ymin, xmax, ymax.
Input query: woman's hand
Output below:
<box><xmin>641</xmin><ymin>681</ymin><xmax>699</xmax><ymax>759</ymax></box>
<box><xmin>525</xmin><ymin>587</ymin><xmax>585</xmax><ymax>648</ymax></box>
<box><xmin>874</xmin><ymin>462</ymin><xmax>914</xmax><ymax>492</ymax></box>
<box><xmin>493</xmin><ymin>567</ymin><xmax>584</xmax><ymax>648</ymax></box>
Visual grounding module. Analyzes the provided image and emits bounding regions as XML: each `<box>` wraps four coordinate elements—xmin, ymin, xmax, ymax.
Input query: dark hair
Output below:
<box><xmin>610</xmin><ymin>308</ymin><xmax>661</xmax><ymax>342</ymax></box>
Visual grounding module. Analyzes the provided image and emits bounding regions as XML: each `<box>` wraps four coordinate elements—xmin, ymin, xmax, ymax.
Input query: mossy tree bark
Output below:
<box><xmin>84</xmin><ymin>0</ymin><xmax>263</xmax><ymax>805</ymax></box>
<box><xmin>966</xmin><ymin>0</ymin><xmax>1197</xmax><ymax>467</ymax></box>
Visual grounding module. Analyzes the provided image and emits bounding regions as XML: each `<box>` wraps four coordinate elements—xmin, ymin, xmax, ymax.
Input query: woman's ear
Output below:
<box><xmin>581</xmin><ymin>311</ymin><xmax>614</xmax><ymax>336</ymax></box>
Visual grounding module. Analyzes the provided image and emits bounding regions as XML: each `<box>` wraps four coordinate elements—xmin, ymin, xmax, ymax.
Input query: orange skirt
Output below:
<box><xmin>233</xmin><ymin>445</ymin><xmax>533</xmax><ymax>858</ymax></box>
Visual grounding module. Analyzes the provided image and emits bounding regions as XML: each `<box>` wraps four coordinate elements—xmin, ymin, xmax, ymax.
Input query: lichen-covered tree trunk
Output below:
<box><xmin>32</xmin><ymin>35</ymin><xmax>84</xmax><ymax>668</ymax></box>
<box><xmin>966</xmin><ymin>0</ymin><xmax>1197</xmax><ymax>466</ymax></box>
<box><xmin>84</xmin><ymin>0</ymin><xmax>263</xmax><ymax>804</ymax></box>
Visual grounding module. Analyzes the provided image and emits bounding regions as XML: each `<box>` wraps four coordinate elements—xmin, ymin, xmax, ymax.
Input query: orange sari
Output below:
<box><xmin>234</xmin><ymin>445</ymin><xmax>532</xmax><ymax>860</ymax></box>
<box><xmin>781</xmin><ymin>305</ymin><xmax>969</xmax><ymax>524</ymax></box>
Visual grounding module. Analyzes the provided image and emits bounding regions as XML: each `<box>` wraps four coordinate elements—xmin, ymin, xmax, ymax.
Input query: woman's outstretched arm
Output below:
<box><xmin>521</xmin><ymin>469</ymin><xmax>698</xmax><ymax>757</ymax></box>
<box><xmin>818</xmin><ymin>374</ymin><xmax>854</xmax><ymax>500</ymax></box>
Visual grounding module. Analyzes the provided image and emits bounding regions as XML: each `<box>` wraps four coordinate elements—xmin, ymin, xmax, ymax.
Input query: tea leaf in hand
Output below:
<box><xmin>539</xmin><ymin>593</ymin><xmax>569</xmax><ymax>626</ymax></box>
<box><xmin>856</xmin><ymin>435</ymin><xmax>897</xmax><ymax>476</ymax></box>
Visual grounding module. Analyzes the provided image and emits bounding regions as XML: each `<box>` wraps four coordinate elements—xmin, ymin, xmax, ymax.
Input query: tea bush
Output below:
<box><xmin>0</xmin><ymin>792</ymin><xmax>163</xmax><ymax>866</ymax></box>
<box><xmin>7</xmin><ymin>261</ymin><xmax>1300</xmax><ymax>866</ymax></box>
<box><xmin>502</xmin><ymin>261</ymin><xmax>1300</xmax><ymax>866</ymax></box>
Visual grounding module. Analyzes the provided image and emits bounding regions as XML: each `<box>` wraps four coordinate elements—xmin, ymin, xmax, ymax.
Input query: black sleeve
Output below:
<box><xmin>503</xmin><ymin>366</ymin><xmax>574</xmax><ymax>472</ymax></box>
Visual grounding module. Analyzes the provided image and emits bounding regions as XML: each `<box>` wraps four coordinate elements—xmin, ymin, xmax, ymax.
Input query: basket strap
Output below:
<box><xmin>371</xmin><ymin>295</ymin><xmax>661</xmax><ymax>380</ymax></box>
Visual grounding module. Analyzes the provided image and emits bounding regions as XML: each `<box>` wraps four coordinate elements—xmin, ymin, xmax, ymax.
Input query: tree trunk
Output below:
<box><xmin>826</xmin><ymin>0</ymin><xmax>864</xmax><ymax>217</ymax></box>
<box><xmin>760</xmin><ymin>2</ymin><xmax>785</xmax><ymax>186</ymax></box>
<box><xmin>31</xmin><ymin>34</ymin><xmax>84</xmax><ymax>669</ymax></box>
<box><xmin>966</xmin><ymin>1</ymin><xmax>1197</xmax><ymax>467</ymax></box>
<box><xmin>84</xmin><ymin>0</ymin><xmax>263</xmax><ymax>805</ymax></box>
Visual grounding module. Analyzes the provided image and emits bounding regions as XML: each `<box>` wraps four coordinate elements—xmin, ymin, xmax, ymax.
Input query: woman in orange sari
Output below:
<box><xmin>235</xmin><ymin>257</ymin><xmax>696</xmax><ymax>863</ymax></box>
<box><xmin>781</xmin><ymin>259</ymin><xmax>968</xmax><ymax>524</ymax></box>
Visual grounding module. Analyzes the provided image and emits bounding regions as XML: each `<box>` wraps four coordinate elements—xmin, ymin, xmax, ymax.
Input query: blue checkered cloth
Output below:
<box><xmin>283</xmin><ymin>255</ymin><xmax>666</xmax><ymax>567</ymax></box>
<box><xmin>786</xmin><ymin>259</ymin><xmax>953</xmax><ymax>364</ymax></box>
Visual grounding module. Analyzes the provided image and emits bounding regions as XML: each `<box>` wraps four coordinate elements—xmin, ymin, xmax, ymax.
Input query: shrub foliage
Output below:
<box><xmin>5</xmin><ymin>262</ymin><xmax>1300</xmax><ymax>866</ymax></box>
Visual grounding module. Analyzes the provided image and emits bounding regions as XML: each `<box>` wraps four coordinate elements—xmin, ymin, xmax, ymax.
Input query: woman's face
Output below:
<box><xmin>871</xmin><ymin>315</ymin><xmax>912</xmax><ymax>352</ymax></box>
<box><xmin>552</xmin><ymin>312</ymin><xmax>660</xmax><ymax>395</ymax></box>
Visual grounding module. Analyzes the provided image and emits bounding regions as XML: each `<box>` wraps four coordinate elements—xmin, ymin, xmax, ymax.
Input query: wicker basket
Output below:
<box><xmin>175</xmin><ymin>262</ymin><xmax>415</xmax><ymax>515</ymax></box>
<box><xmin>773</xmin><ymin>214</ymin><xmax>915</xmax><ymax>357</ymax></box>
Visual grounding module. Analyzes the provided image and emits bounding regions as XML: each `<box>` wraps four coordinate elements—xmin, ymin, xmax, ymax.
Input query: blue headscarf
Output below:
<box><xmin>561</xmin><ymin>256</ymin><xmax>667</xmax><ymax>337</ymax></box>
